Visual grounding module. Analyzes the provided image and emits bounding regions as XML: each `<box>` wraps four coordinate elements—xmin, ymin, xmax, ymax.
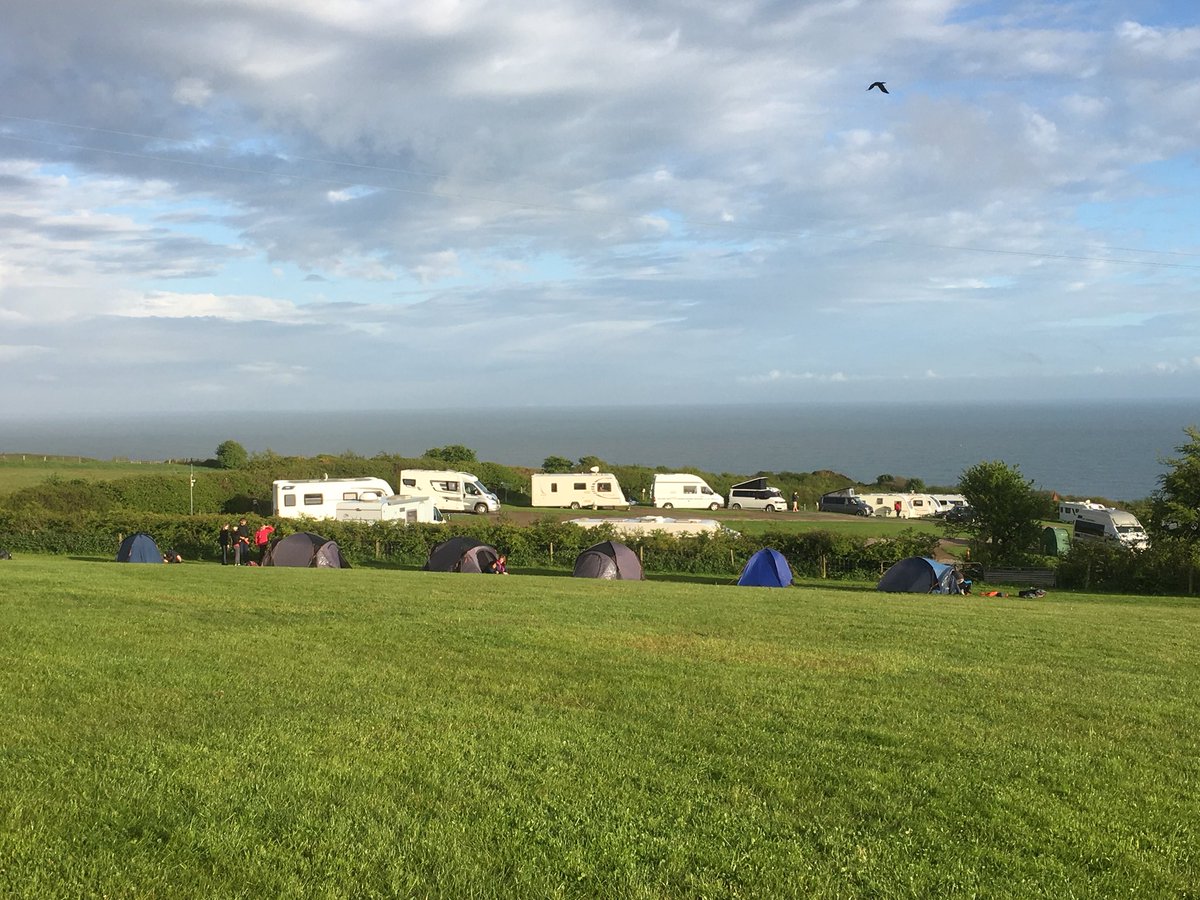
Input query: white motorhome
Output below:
<box><xmin>727</xmin><ymin>478</ymin><xmax>786</xmax><ymax>512</ymax></box>
<box><xmin>1073</xmin><ymin>508</ymin><xmax>1150</xmax><ymax>550</ymax></box>
<box><xmin>651</xmin><ymin>474</ymin><xmax>725</xmax><ymax>510</ymax></box>
<box><xmin>1057</xmin><ymin>499</ymin><xmax>1110</xmax><ymax>523</ymax></box>
<box><xmin>531</xmin><ymin>472</ymin><xmax>630</xmax><ymax>509</ymax></box>
<box><xmin>272</xmin><ymin>477</ymin><xmax>393</xmax><ymax>519</ymax></box>
<box><xmin>335</xmin><ymin>495</ymin><xmax>444</xmax><ymax>525</ymax></box>
<box><xmin>397</xmin><ymin>469</ymin><xmax>499</xmax><ymax>514</ymax></box>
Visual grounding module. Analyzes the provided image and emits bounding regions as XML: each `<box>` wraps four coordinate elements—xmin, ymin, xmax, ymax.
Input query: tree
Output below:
<box><xmin>958</xmin><ymin>460</ymin><xmax>1051</xmax><ymax>563</ymax></box>
<box><xmin>423</xmin><ymin>444</ymin><xmax>477</xmax><ymax>466</ymax></box>
<box><xmin>1149</xmin><ymin>426</ymin><xmax>1200</xmax><ymax>564</ymax></box>
<box><xmin>542</xmin><ymin>455</ymin><xmax>573</xmax><ymax>473</ymax></box>
<box><xmin>577</xmin><ymin>455</ymin><xmax>605</xmax><ymax>471</ymax></box>
<box><xmin>215</xmin><ymin>439</ymin><xmax>248</xmax><ymax>470</ymax></box>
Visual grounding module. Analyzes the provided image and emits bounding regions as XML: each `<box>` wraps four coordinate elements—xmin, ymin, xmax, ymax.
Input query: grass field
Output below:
<box><xmin>1</xmin><ymin>557</ymin><xmax>1197</xmax><ymax>897</ymax></box>
<box><xmin>0</xmin><ymin>456</ymin><xmax>194</xmax><ymax>496</ymax></box>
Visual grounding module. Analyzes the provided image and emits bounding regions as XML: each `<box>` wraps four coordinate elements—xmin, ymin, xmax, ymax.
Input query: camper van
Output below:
<box><xmin>531</xmin><ymin>472</ymin><xmax>630</xmax><ymax>509</ymax></box>
<box><xmin>1057</xmin><ymin>499</ymin><xmax>1110</xmax><ymax>523</ymax></box>
<box><xmin>1073</xmin><ymin>508</ymin><xmax>1150</xmax><ymax>550</ymax></box>
<box><xmin>818</xmin><ymin>491</ymin><xmax>874</xmax><ymax>516</ymax></box>
<box><xmin>727</xmin><ymin>478</ymin><xmax>786</xmax><ymax>512</ymax></box>
<box><xmin>397</xmin><ymin>470</ymin><xmax>499</xmax><ymax>514</ymax></box>
<box><xmin>651</xmin><ymin>474</ymin><xmax>725</xmax><ymax>510</ymax></box>
<box><xmin>335</xmin><ymin>495</ymin><xmax>444</xmax><ymax>525</ymax></box>
<box><xmin>272</xmin><ymin>477</ymin><xmax>393</xmax><ymax>519</ymax></box>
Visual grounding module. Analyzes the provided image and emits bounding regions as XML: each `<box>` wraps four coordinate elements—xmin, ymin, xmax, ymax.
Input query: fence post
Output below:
<box><xmin>820</xmin><ymin>554</ymin><xmax>827</xmax><ymax>579</ymax></box>
<box><xmin>375</xmin><ymin>540</ymin><xmax>381</xmax><ymax>560</ymax></box>
<box><xmin>549</xmin><ymin>542</ymin><xmax>554</xmax><ymax>564</ymax></box>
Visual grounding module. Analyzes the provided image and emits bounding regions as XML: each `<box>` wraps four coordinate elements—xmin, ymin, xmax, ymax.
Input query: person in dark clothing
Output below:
<box><xmin>234</xmin><ymin>518</ymin><xmax>253</xmax><ymax>566</ymax></box>
<box><xmin>219</xmin><ymin>523</ymin><xmax>233</xmax><ymax>565</ymax></box>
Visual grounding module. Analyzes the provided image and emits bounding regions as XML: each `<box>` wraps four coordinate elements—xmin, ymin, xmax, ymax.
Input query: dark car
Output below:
<box><xmin>944</xmin><ymin>505</ymin><xmax>975</xmax><ymax>524</ymax></box>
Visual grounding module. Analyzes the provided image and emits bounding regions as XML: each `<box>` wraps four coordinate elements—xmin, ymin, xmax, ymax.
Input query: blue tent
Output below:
<box><xmin>877</xmin><ymin>557</ymin><xmax>957</xmax><ymax>593</ymax></box>
<box><xmin>117</xmin><ymin>532</ymin><xmax>162</xmax><ymax>563</ymax></box>
<box><xmin>737</xmin><ymin>548</ymin><xmax>793</xmax><ymax>587</ymax></box>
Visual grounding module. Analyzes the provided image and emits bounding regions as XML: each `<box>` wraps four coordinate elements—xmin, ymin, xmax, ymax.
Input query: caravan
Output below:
<box><xmin>335</xmin><ymin>495</ymin><xmax>444</xmax><ymax>525</ymax></box>
<box><xmin>1073</xmin><ymin>508</ymin><xmax>1150</xmax><ymax>550</ymax></box>
<box><xmin>1057</xmin><ymin>499</ymin><xmax>1110</xmax><ymax>523</ymax></box>
<box><xmin>397</xmin><ymin>470</ymin><xmax>499</xmax><ymax>514</ymax></box>
<box><xmin>651</xmin><ymin>474</ymin><xmax>725</xmax><ymax>510</ymax></box>
<box><xmin>272</xmin><ymin>477</ymin><xmax>393</xmax><ymax>519</ymax></box>
<box><xmin>531</xmin><ymin>472</ymin><xmax>630</xmax><ymax>509</ymax></box>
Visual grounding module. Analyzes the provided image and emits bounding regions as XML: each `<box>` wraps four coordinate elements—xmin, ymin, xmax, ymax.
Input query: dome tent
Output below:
<box><xmin>423</xmin><ymin>537</ymin><xmax>500</xmax><ymax>573</ymax></box>
<box><xmin>117</xmin><ymin>532</ymin><xmax>163</xmax><ymax>563</ymax></box>
<box><xmin>262</xmin><ymin>532</ymin><xmax>350</xmax><ymax>568</ymax></box>
<box><xmin>876</xmin><ymin>557</ymin><xmax>956</xmax><ymax>593</ymax></box>
<box><xmin>572</xmin><ymin>541</ymin><xmax>644</xmax><ymax>580</ymax></box>
<box><xmin>737</xmin><ymin>548</ymin><xmax>793</xmax><ymax>587</ymax></box>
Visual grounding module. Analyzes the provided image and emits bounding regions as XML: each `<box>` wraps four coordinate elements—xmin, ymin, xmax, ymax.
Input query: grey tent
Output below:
<box><xmin>423</xmin><ymin>537</ymin><xmax>500</xmax><ymax>573</ymax></box>
<box><xmin>572</xmin><ymin>540</ymin><xmax>644</xmax><ymax>580</ymax></box>
<box><xmin>262</xmin><ymin>532</ymin><xmax>350</xmax><ymax>568</ymax></box>
<box><xmin>117</xmin><ymin>532</ymin><xmax>163</xmax><ymax>563</ymax></box>
<box><xmin>877</xmin><ymin>557</ymin><xmax>956</xmax><ymax>593</ymax></box>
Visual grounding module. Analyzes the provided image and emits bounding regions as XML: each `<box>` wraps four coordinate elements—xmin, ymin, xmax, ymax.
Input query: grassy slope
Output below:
<box><xmin>0</xmin><ymin>457</ymin><xmax>194</xmax><ymax>496</ymax></box>
<box><xmin>1</xmin><ymin>558</ymin><xmax>1197</xmax><ymax>898</ymax></box>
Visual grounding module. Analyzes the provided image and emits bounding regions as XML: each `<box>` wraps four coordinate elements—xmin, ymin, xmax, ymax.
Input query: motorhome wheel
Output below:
<box><xmin>662</xmin><ymin>502</ymin><xmax>673</xmax><ymax>509</ymax></box>
<box><xmin>570</xmin><ymin>501</ymin><xmax>581</xmax><ymax>509</ymax></box>
<box><xmin>731</xmin><ymin>503</ymin><xmax>741</xmax><ymax>510</ymax></box>
<box><xmin>473</xmin><ymin>502</ymin><xmax>489</xmax><ymax>515</ymax></box>
<box><xmin>765</xmin><ymin>504</ymin><xmax>776</xmax><ymax>512</ymax></box>
<box><xmin>709</xmin><ymin>502</ymin><xmax>720</xmax><ymax>511</ymax></box>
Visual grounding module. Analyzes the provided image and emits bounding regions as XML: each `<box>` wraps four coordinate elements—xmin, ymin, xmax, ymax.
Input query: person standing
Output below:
<box><xmin>893</xmin><ymin>500</ymin><xmax>903</xmax><ymax>519</ymax></box>
<box><xmin>219</xmin><ymin>523</ymin><xmax>232</xmax><ymax>565</ymax></box>
<box><xmin>234</xmin><ymin>518</ymin><xmax>252</xmax><ymax>565</ymax></box>
<box><xmin>255</xmin><ymin>524</ymin><xmax>275</xmax><ymax>562</ymax></box>
<box><xmin>791</xmin><ymin>491</ymin><xmax>799</xmax><ymax>512</ymax></box>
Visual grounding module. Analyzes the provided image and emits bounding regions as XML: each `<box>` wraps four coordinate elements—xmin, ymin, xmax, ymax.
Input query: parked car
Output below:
<box><xmin>943</xmin><ymin>505</ymin><xmax>976</xmax><ymax>524</ymax></box>
<box><xmin>818</xmin><ymin>493</ymin><xmax>874</xmax><ymax>516</ymax></box>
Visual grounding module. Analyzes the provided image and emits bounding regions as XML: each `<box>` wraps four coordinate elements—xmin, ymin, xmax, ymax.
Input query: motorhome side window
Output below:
<box><xmin>683</xmin><ymin>486</ymin><xmax>697</xmax><ymax>494</ymax></box>
<box><xmin>303</xmin><ymin>493</ymin><xmax>323</xmax><ymax>506</ymax></box>
<box><xmin>598</xmin><ymin>482</ymin><xmax>612</xmax><ymax>492</ymax></box>
<box><xmin>574</xmin><ymin>482</ymin><xmax>586</xmax><ymax>491</ymax></box>
<box><xmin>1075</xmin><ymin>520</ymin><xmax>1106</xmax><ymax>537</ymax></box>
<box><xmin>283</xmin><ymin>495</ymin><xmax>297</xmax><ymax>507</ymax></box>
<box><xmin>402</xmin><ymin>479</ymin><xmax>416</xmax><ymax>488</ymax></box>
<box><xmin>465</xmin><ymin>483</ymin><xmax>480</xmax><ymax>495</ymax></box>
<box><xmin>550</xmin><ymin>483</ymin><xmax>558</xmax><ymax>493</ymax></box>
<box><xmin>433</xmin><ymin>481</ymin><xmax>459</xmax><ymax>492</ymax></box>
<box><xmin>342</xmin><ymin>492</ymin><xmax>358</xmax><ymax>501</ymax></box>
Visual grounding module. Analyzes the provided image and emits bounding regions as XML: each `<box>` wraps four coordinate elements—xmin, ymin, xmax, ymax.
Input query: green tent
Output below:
<box><xmin>1041</xmin><ymin>526</ymin><xmax>1071</xmax><ymax>556</ymax></box>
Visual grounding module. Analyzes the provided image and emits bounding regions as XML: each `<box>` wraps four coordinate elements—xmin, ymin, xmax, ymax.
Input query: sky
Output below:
<box><xmin>2</xmin><ymin>0</ymin><xmax>1200</xmax><ymax>415</ymax></box>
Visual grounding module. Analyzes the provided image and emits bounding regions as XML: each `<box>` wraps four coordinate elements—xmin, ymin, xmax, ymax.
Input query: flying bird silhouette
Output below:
<box><xmin>867</xmin><ymin>81</ymin><xmax>889</xmax><ymax>93</ymax></box>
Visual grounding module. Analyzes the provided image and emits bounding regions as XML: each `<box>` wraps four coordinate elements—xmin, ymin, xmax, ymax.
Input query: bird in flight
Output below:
<box><xmin>867</xmin><ymin>81</ymin><xmax>889</xmax><ymax>93</ymax></box>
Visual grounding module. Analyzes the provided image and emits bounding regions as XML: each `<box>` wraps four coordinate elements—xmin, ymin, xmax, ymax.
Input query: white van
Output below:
<box><xmin>397</xmin><ymin>469</ymin><xmax>499</xmax><ymax>514</ymax></box>
<box><xmin>651</xmin><ymin>474</ymin><xmax>725</xmax><ymax>511</ymax></box>
<box><xmin>727</xmin><ymin>478</ymin><xmax>786</xmax><ymax>512</ymax></box>
<box><xmin>335</xmin><ymin>495</ymin><xmax>444</xmax><ymax>525</ymax></box>
<box><xmin>272</xmin><ymin>477</ymin><xmax>393</xmax><ymax>519</ymax></box>
<box><xmin>1073</xmin><ymin>509</ymin><xmax>1150</xmax><ymax>550</ymax></box>
<box><xmin>531</xmin><ymin>472</ymin><xmax>630</xmax><ymax>509</ymax></box>
<box><xmin>1057</xmin><ymin>499</ymin><xmax>1110</xmax><ymax>523</ymax></box>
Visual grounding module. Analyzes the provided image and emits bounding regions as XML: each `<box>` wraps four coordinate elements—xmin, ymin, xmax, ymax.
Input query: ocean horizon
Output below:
<box><xmin>4</xmin><ymin>399</ymin><xmax>1197</xmax><ymax>501</ymax></box>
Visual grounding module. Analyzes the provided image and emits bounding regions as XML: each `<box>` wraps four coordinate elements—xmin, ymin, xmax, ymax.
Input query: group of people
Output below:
<box><xmin>218</xmin><ymin>519</ymin><xmax>275</xmax><ymax>566</ymax></box>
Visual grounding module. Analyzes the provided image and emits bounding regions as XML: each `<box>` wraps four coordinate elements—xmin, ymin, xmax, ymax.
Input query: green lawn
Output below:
<box><xmin>1</xmin><ymin>557</ymin><xmax>1197</xmax><ymax>897</ymax></box>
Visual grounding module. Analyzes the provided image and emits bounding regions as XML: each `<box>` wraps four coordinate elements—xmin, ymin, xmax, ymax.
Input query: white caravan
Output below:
<box><xmin>1072</xmin><ymin>508</ymin><xmax>1150</xmax><ymax>550</ymax></box>
<box><xmin>931</xmin><ymin>494</ymin><xmax>969</xmax><ymax>515</ymax></box>
<box><xmin>567</xmin><ymin>516</ymin><xmax>724</xmax><ymax>536</ymax></box>
<box><xmin>397</xmin><ymin>469</ymin><xmax>499</xmax><ymax>514</ymax></box>
<box><xmin>272</xmin><ymin>477</ymin><xmax>393</xmax><ymax>519</ymax></box>
<box><xmin>335</xmin><ymin>495</ymin><xmax>444</xmax><ymax>525</ymax></box>
<box><xmin>1057</xmin><ymin>499</ymin><xmax>1110</xmax><ymax>523</ymax></box>
<box><xmin>531</xmin><ymin>472</ymin><xmax>630</xmax><ymax>509</ymax></box>
<box><xmin>857</xmin><ymin>492</ymin><xmax>940</xmax><ymax>519</ymax></box>
<box><xmin>651</xmin><ymin>474</ymin><xmax>725</xmax><ymax>511</ymax></box>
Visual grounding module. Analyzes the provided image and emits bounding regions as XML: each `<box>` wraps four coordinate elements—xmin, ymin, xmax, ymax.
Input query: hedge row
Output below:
<box><xmin>0</xmin><ymin>511</ymin><xmax>939</xmax><ymax>579</ymax></box>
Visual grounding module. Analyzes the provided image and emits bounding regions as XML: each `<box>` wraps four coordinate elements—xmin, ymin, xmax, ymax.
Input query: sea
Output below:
<box><xmin>4</xmin><ymin>400</ymin><xmax>1197</xmax><ymax>501</ymax></box>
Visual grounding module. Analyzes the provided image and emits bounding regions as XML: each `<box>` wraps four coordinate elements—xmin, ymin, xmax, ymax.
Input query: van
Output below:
<box><xmin>272</xmin><ymin>477</ymin><xmax>393</xmax><ymax>519</ymax></box>
<box><xmin>531</xmin><ymin>472</ymin><xmax>630</xmax><ymax>509</ymax></box>
<box><xmin>728</xmin><ymin>478</ymin><xmax>786</xmax><ymax>512</ymax></box>
<box><xmin>335</xmin><ymin>495</ymin><xmax>444</xmax><ymax>525</ymax></box>
<box><xmin>1073</xmin><ymin>508</ymin><xmax>1149</xmax><ymax>550</ymax></box>
<box><xmin>651</xmin><ymin>474</ymin><xmax>725</xmax><ymax>510</ymax></box>
<box><xmin>397</xmin><ymin>469</ymin><xmax>499</xmax><ymax>514</ymax></box>
<box><xmin>818</xmin><ymin>491</ymin><xmax>874</xmax><ymax>516</ymax></box>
